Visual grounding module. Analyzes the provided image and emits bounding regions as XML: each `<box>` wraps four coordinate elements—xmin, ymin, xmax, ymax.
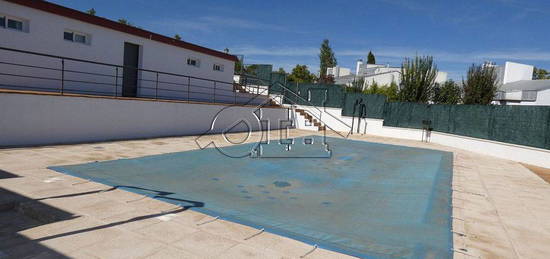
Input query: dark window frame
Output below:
<box><xmin>213</xmin><ymin>64</ymin><xmax>223</xmax><ymax>72</ymax></box>
<box><xmin>64</xmin><ymin>31</ymin><xmax>74</xmax><ymax>41</ymax></box>
<box><xmin>64</xmin><ymin>30</ymin><xmax>89</xmax><ymax>45</ymax></box>
<box><xmin>6</xmin><ymin>18</ymin><xmax>23</xmax><ymax>31</ymax></box>
<box><xmin>74</xmin><ymin>33</ymin><xmax>86</xmax><ymax>43</ymax></box>
<box><xmin>187</xmin><ymin>58</ymin><xmax>200</xmax><ymax>67</ymax></box>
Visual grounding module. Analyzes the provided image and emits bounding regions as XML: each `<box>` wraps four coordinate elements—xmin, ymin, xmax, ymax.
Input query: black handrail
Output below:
<box><xmin>236</xmin><ymin>73</ymin><xmax>353</xmax><ymax>135</ymax></box>
<box><xmin>0</xmin><ymin>46</ymin><xmax>233</xmax><ymax>85</ymax></box>
<box><xmin>0</xmin><ymin>46</ymin><xmax>273</xmax><ymax>106</ymax></box>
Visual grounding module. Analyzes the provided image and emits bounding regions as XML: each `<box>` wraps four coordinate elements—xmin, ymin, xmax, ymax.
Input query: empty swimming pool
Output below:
<box><xmin>50</xmin><ymin>136</ymin><xmax>453</xmax><ymax>258</ymax></box>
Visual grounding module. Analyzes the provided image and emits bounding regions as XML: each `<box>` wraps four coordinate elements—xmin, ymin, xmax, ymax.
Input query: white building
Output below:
<box><xmin>489</xmin><ymin>61</ymin><xmax>534</xmax><ymax>85</ymax></box>
<box><xmin>494</xmin><ymin>80</ymin><xmax>550</xmax><ymax>105</ymax></box>
<box><xmin>327</xmin><ymin>66</ymin><xmax>351</xmax><ymax>78</ymax></box>
<box><xmin>332</xmin><ymin>59</ymin><xmax>448</xmax><ymax>89</ymax></box>
<box><xmin>490</xmin><ymin>61</ymin><xmax>550</xmax><ymax>105</ymax></box>
<box><xmin>0</xmin><ymin>0</ymin><xmax>242</xmax><ymax>103</ymax></box>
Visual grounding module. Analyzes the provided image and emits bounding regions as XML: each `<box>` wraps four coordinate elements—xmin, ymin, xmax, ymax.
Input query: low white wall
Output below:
<box><xmin>0</xmin><ymin>93</ymin><xmax>288</xmax><ymax>147</ymax></box>
<box><xmin>293</xmin><ymin>104</ymin><xmax>550</xmax><ymax>168</ymax></box>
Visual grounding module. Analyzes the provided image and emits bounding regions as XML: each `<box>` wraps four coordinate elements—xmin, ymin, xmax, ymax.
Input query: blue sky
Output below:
<box><xmin>51</xmin><ymin>0</ymin><xmax>550</xmax><ymax>80</ymax></box>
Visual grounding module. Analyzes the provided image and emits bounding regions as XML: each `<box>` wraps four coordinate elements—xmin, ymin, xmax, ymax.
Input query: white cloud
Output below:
<box><xmin>150</xmin><ymin>16</ymin><xmax>288</xmax><ymax>33</ymax></box>
<box><xmin>231</xmin><ymin>45</ymin><xmax>550</xmax><ymax>63</ymax></box>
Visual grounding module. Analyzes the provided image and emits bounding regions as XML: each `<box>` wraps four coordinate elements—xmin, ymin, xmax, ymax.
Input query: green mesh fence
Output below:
<box><xmin>264</xmin><ymin>73</ymin><xmax>550</xmax><ymax>150</ymax></box>
<box><xmin>341</xmin><ymin>93</ymin><xmax>386</xmax><ymax>119</ymax></box>
<box><xmin>487</xmin><ymin>106</ymin><xmax>550</xmax><ymax>148</ymax></box>
<box><xmin>430</xmin><ymin>105</ymin><xmax>452</xmax><ymax>133</ymax></box>
<box><xmin>244</xmin><ymin>64</ymin><xmax>273</xmax><ymax>86</ymax></box>
<box><xmin>271</xmin><ymin>72</ymin><xmax>286</xmax><ymax>85</ymax></box>
<box><xmin>281</xmin><ymin>83</ymin><xmax>345</xmax><ymax>108</ymax></box>
<box><xmin>447</xmin><ymin>105</ymin><xmax>492</xmax><ymax>139</ymax></box>
<box><xmin>383</xmin><ymin>103</ymin><xmax>550</xmax><ymax>150</ymax></box>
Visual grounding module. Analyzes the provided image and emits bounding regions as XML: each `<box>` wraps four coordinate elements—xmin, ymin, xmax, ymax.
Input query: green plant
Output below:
<box><xmin>533</xmin><ymin>67</ymin><xmax>550</xmax><ymax>80</ymax></box>
<box><xmin>462</xmin><ymin>64</ymin><xmax>498</xmax><ymax>105</ymax></box>
<box><xmin>398</xmin><ymin>56</ymin><xmax>438</xmax><ymax>103</ymax></box>
<box><xmin>86</xmin><ymin>8</ymin><xmax>96</xmax><ymax>16</ymax></box>
<box><xmin>288</xmin><ymin>65</ymin><xmax>316</xmax><ymax>83</ymax></box>
<box><xmin>364</xmin><ymin>82</ymin><xmax>379</xmax><ymax>95</ymax></box>
<box><xmin>367</xmin><ymin>51</ymin><xmax>376</xmax><ymax>64</ymax></box>
<box><xmin>118</xmin><ymin>19</ymin><xmax>133</xmax><ymax>26</ymax></box>
<box><xmin>319</xmin><ymin>39</ymin><xmax>337</xmax><ymax>81</ymax></box>
<box><xmin>346</xmin><ymin>78</ymin><xmax>365</xmax><ymax>93</ymax></box>
<box><xmin>380</xmin><ymin>82</ymin><xmax>399</xmax><ymax>102</ymax></box>
<box><xmin>432</xmin><ymin>80</ymin><xmax>462</xmax><ymax>104</ymax></box>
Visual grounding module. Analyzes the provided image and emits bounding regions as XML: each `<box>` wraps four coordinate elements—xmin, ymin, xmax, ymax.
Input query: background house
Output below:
<box><xmin>331</xmin><ymin>59</ymin><xmax>448</xmax><ymax>89</ymax></box>
<box><xmin>491</xmin><ymin>61</ymin><xmax>550</xmax><ymax>105</ymax></box>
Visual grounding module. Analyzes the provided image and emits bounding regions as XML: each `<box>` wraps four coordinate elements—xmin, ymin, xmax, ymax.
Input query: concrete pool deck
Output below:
<box><xmin>1</xmin><ymin>129</ymin><xmax>549</xmax><ymax>258</ymax></box>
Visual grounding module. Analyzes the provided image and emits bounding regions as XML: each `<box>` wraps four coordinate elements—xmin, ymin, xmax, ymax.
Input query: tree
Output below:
<box><xmin>398</xmin><ymin>56</ymin><xmax>438</xmax><ymax>103</ymax></box>
<box><xmin>244</xmin><ymin>64</ymin><xmax>258</xmax><ymax>75</ymax></box>
<box><xmin>381</xmin><ymin>82</ymin><xmax>399</xmax><ymax>102</ymax></box>
<box><xmin>277</xmin><ymin>67</ymin><xmax>286</xmax><ymax>74</ymax></box>
<box><xmin>288</xmin><ymin>65</ymin><xmax>316</xmax><ymax>83</ymax></box>
<box><xmin>86</xmin><ymin>8</ymin><xmax>96</xmax><ymax>16</ymax></box>
<box><xmin>432</xmin><ymin>80</ymin><xmax>462</xmax><ymax>104</ymax></box>
<box><xmin>319</xmin><ymin>39</ymin><xmax>337</xmax><ymax>82</ymax></box>
<box><xmin>346</xmin><ymin>78</ymin><xmax>365</xmax><ymax>93</ymax></box>
<box><xmin>367</xmin><ymin>51</ymin><xmax>376</xmax><ymax>64</ymax></box>
<box><xmin>234</xmin><ymin>59</ymin><xmax>244</xmax><ymax>74</ymax></box>
<box><xmin>462</xmin><ymin>64</ymin><xmax>498</xmax><ymax>105</ymax></box>
<box><xmin>174</xmin><ymin>34</ymin><xmax>182</xmax><ymax>40</ymax></box>
<box><xmin>533</xmin><ymin>67</ymin><xmax>550</xmax><ymax>80</ymax></box>
<box><xmin>364</xmin><ymin>82</ymin><xmax>379</xmax><ymax>95</ymax></box>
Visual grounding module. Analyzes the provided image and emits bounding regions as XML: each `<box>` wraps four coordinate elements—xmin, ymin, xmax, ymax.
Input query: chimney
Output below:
<box><xmin>356</xmin><ymin>59</ymin><xmax>364</xmax><ymax>76</ymax></box>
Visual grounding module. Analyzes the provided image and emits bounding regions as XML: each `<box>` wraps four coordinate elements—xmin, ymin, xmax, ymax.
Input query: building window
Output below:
<box><xmin>213</xmin><ymin>64</ymin><xmax>223</xmax><ymax>72</ymax></box>
<box><xmin>187</xmin><ymin>58</ymin><xmax>200</xmax><ymax>67</ymax></box>
<box><xmin>0</xmin><ymin>16</ymin><xmax>5</xmax><ymax>28</ymax></box>
<box><xmin>74</xmin><ymin>33</ymin><xmax>86</xmax><ymax>43</ymax></box>
<box><xmin>64</xmin><ymin>30</ymin><xmax>89</xmax><ymax>44</ymax></box>
<box><xmin>64</xmin><ymin>31</ymin><xmax>73</xmax><ymax>41</ymax></box>
<box><xmin>7</xmin><ymin>17</ymin><xmax>23</xmax><ymax>31</ymax></box>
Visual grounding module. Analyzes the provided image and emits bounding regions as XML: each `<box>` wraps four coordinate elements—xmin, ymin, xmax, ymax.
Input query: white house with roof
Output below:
<box><xmin>0</xmin><ymin>0</ymin><xmax>252</xmax><ymax>104</ymax></box>
<box><xmin>331</xmin><ymin>59</ymin><xmax>448</xmax><ymax>89</ymax></box>
<box><xmin>491</xmin><ymin>61</ymin><xmax>550</xmax><ymax>106</ymax></box>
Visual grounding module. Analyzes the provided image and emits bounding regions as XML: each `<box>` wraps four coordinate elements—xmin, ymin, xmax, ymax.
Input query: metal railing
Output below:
<box><xmin>0</xmin><ymin>46</ymin><xmax>268</xmax><ymax>106</ymax></box>
<box><xmin>236</xmin><ymin>73</ymin><xmax>353</xmax><ymax>136</ymax></box>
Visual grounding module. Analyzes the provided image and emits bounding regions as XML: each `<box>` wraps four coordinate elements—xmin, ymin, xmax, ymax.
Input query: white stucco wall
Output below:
<box><xmin>293</xmin><ymin>104</ymin><xmax>550</xmax><ymax>168</ymax></box>
<box><xmin>0</xmin><ymin>93</ymin><xmax>288</xmax><ymax>147</ymax></box>
<box><xmin>502</xmin><ymin>62</ymin><xmax>534</xmax><ymax>84</ymax></box>
<box><xmin>0</xmin><ymin>1</ymin><xmax>235</xmax><ymax>101</ymax></box>
<box><xmin>501</xmin><ymin>89</ymin><xmax>550</xmax><ymax>106</ymax></box>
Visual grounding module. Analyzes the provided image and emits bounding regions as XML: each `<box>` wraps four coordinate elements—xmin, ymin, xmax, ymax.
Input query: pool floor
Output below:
<box><xmin>50</xmin><ymin>136</ymin><xmax>453</xmax><ymax>258</ymax></box>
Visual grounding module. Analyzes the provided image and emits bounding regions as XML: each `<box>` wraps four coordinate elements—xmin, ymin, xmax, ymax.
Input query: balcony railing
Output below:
<box><xmin>0</xmin><ymin>46</ymin><xmax>269</xmax><ymax>106</ymax></box>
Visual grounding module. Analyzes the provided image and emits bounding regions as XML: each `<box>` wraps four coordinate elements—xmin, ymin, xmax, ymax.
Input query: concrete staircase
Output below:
<box><xmin>295</xmin><ymin>108</ymin><xmax>326</xmax><ymax>131</ymax></box>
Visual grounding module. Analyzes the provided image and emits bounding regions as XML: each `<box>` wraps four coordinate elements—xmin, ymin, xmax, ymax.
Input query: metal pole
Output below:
<box><xmin>155</xmin><ymin>72</ymin><xmax>159</xmax><ymax>100</ymax></box>
<box><xmin>61</xmin><ymin>59</ymin><xmax>65</xmax><ymax>95</ymax></box>
<box><xmin>213</xmin><ymin>81</ymin><xmax>216</xmax><ymax>103</ymax></box>
<box><xmin>187</xmin><ymin>76</ymin><xmax>191</xmax><ymax>103</ymax></box>
<box><xmin>114</xmin><ymin>67</ymin><xmax>118</xmax><ymax>97</ymax></box>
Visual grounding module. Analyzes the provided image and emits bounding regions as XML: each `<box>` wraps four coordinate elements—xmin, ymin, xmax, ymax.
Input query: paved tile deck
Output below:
<box><xmin>0</xmin><ymin>129</ymin><xmax>549</xmax><ymax>258</ymax></box>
